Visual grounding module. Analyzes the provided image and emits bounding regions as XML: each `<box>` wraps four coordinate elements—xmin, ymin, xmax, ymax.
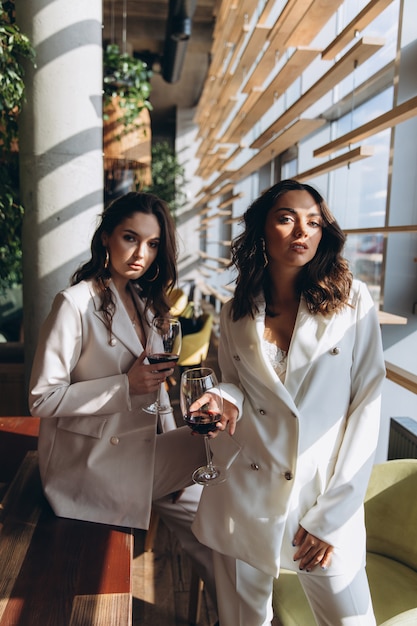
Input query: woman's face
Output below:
<box><xmin>102</xmin><ymin>212</ymin><xmax>160</xmax><ymax>286</ymax></box>
<box><xmin>264</xmin><ymin>190</ymin><xmax>323</xmax><ymax>271</ymax></box>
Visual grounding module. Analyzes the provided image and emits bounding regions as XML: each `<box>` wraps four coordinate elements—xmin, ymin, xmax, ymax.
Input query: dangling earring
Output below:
<box><xmin>104</xmin><ymin>250</ymin><xmax>110</xmax><ymax>269</ymax></box>
<box><xmin>145</xmin><ymin>263</ymin><xmax>159</xmax><ymax>282</ymax></box>
<box><xmin>260</xmin><ymin>238</ymin><xmax>268</xmax><ymax>268</ymax></box>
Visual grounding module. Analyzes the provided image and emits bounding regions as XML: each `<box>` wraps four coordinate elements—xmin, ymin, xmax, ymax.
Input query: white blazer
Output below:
<box><xmin>192</xmin><ymin>279</ymin><xmax>386</xmax><ymax>578</ymax></box>
<box><xmin>29</xmin><ymin>279</ymin><xmax>176</xmax><ymax>528</ymax></box>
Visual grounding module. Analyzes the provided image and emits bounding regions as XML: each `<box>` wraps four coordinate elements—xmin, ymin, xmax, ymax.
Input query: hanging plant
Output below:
<box><xmin>103</xmin><ymin>43</ymin><xmax>153</xmax><ymax>137</ymax></box>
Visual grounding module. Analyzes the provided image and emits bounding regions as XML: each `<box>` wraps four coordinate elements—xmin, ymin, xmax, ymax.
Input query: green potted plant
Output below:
<box><xmin>0</xmin><ymin>1</ymin><xmax>35</xmax><ymax>297</ymax></box>
<box><xmin>103</xmin><ymin>43</ymin><xmax>153</xmax><ymax>138</ymax></box>
<box><xmin>142</xmin><ymin>141</ymin><xmax>188</xmax><ymax>219</ymax></box>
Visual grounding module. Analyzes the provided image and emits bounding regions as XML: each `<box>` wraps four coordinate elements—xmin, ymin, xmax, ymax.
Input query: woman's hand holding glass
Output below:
<box><xmin>127</xmin><ymin>351</ymin><xmax>175</xmax><ymax>395</ymax></box>
<box><xmin>180</xmin><ymin>367</ymin><xmax>226</xmax><ymax>486</ymax></box>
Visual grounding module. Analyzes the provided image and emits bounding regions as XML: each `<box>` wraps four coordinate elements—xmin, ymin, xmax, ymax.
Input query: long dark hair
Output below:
<box><xmin>71</xmin><ymin>192</ymin><xmax>177</xmax><ymax>335</ymax></box>
<box><xmin>231</xmin><ymin>179</ymin><xmax>352</xmax><ymax>321</ymax></box>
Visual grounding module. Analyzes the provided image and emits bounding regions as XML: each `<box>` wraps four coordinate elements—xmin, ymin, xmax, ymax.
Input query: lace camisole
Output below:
<box><xmin>261</xmin><ymin>336</ymin><xmax>288</xmax><ymax>382</ymax></box>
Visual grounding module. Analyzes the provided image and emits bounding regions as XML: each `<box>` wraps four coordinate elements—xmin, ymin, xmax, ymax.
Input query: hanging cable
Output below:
<box><xmin>122</xmin><ymin>0</ymin><xmax>127</xmax><ymax>54</ymax></box>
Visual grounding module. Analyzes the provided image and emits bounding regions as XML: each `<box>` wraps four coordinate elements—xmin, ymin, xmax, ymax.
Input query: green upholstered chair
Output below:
<box><xmin>273</xmin><ymin>459</ymin><xmax>417</xmax><ymax>626</ymax></box>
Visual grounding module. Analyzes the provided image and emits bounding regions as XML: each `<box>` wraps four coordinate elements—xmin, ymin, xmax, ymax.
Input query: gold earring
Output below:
<box><xmin>104</xmin><ymin>250</ymin><xmax>110</xmax><ymax>269</ymax></box>
<box><xmin>145</xmin><ymin>263</ymin><xmax>159</xmax><ymax>282</ymax></box>
<box><xmin>261</xmin><ymin>238</ymin><xmax>268</xmax><ymax>268</ymax></box>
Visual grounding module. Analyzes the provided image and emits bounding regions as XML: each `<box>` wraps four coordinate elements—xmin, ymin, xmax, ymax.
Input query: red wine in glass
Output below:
<box><xmin>148</xmin><ymin>353</ymin><xmax>179</xmax><ymax>371</ymax></box>
<box><xmin>184</xmin><ymin>410</ymin><xmax>221</xmax><ymax>435</ymax></box>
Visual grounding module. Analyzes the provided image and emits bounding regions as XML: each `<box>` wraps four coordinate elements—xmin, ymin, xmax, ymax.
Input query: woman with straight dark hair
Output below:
<box><xmin>192</xmin><ymin>180</ymin><xmax>386</xmax><ymax>625</ymax></box>
<box><xmin>29</xmin><ymin>192</ymin><xmax>217</xmax><ymax>608</ymax></box>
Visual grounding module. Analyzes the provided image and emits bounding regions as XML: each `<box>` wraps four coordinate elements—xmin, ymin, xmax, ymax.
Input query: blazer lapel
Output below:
<box><xmin>249</xmin><ymin>297</ymin><xmax>334</xmax><ymax>407</ymax></box>
<box><xmin>285</xmin><ymin>298</ymin><xmax>334</xmax><ymax>401</ymax></box>
<box><xmin>90</xmin><ymin>281</ymin><xmax>145</xmax><ymax>357</ymax></box>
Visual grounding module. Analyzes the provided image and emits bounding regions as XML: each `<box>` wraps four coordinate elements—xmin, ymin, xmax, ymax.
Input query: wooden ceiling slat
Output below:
<box><xmin>223</xmin><ymin>47</ymin><xmax>320</xmax><ymax>144</ymax></box>
<box><xmin>313</xmin><ymin>95</ymin><xmax>417</xmax><ymax>157</ymax></box>
<box><xmin>251</xmin><ymin>36</ymin><xmax>385</xmax><ymax>150</ymax></box>
<box><xmin>322</xmin><ymin>0</ymin><xmax>394</xmax><ymax>60</ymax></box>
<box><xmin>295</xmin><ymin>145</ymin><xmax>374</xmax><ymax>181</ymax></box>
<box><xmin>228</xmin><ymin>118</ymin><xmax>325</xmax><ymax>182</ymax></box>
<box><xmin>285</xmin><ymin>0</ymin><xmax>345</xmax><ymax>48</ymax></box>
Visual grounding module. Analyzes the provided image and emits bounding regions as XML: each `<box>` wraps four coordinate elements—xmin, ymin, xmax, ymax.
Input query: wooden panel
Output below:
<box><xmin>258</xmin><ymin>0</ymin><xmax>278</xmax><ymax>25</ymax></box>
<box><xmin>286</xmin><ymin>0</ymin><xmax>344</xmax><ymax>48</ymax></box>
<box><xmin>0</xmin><ymin>362</ymin><xmax>28</xmax><ymax>417</ymax></box>
<box><xmin>343</xmin><ymin>225</ymin><xmax>417</xmax><ymax>235</ymax></box>
<box><xmin>221</xmin><ymin>20</ymin><xmax>251</xmax><ymax>80</ymax></box>
<box><xmin>314</xmin><ymin>95</ymin><xmax>417</xmax><ymax>157</ymax></box>
<box><xmin>224</xmin><ymin>48</ymin><xmax>320</xmax><ymax>143</ymax></box>
<box><xmin>69</xmin><ymin>594</ymin><xmax>132</xmax><ymax>626</ymax></box>
<box><xmin>0</xmin><ymin>451</ymin><xmax>132</xmax><ymax>626</ymax></box>
<box><xmin>251</xmin><ymin>36</ymin><xmax>385</xmax><ymax>150</ymax></box>
<box><xmin>322</xmin><ymin>0</ymin><xmax>394</xmax><ymax>60</ymax></box>
<box><xmin>237</xmin><ymin>24</ymin><xmax>270</xmax><ymax>76</ymax></box>
<box><xmin>199</xmin><ymin>252</ymin><xmax>230</xmax><ymax>265</ymax></box>
<box><xmin>230</xmin><ymin>118</ymin><xmax>325</xmax><ymax>182</ymax></box>
<box><xmin>218</xmin><ymin>192</ymin><xmax>243</xmax><ymax>209</ymax></box>
<box><xmin>385</xmin><ymin>361</ymin><xmax>417</xmax><ymax>394</ymax></box>
<box><xmin>201</xmin><ymin>211</ymin><xmax>232</xmax><ymax>223</ymax></box>
<box><xmin>267</xmin><ymin>0</ymin><xmax>312</xmax><ymax>47</ymax></box>
<box><xmin>0</xmin><ymin>416</ymin><xmax>39</xmax><ymax>482</ymax></box>
<box><xmin>221</xmin><ymin>146</ymin><xmax>243</xmax><ymax>171</ymax></box>
<box><xmin>378</xmin><ymin>313</ymin><xmax>407</xmax><ymax>326</ymax></box>
<box><xmin>295</xmin><ymin>145</ymin><xmax>374</xmax><ymax>181</ymax></box>
<box><xmin>242</xmin><ymin>39</ymin><xmax>279</xmax><ymax>93</ymax></box>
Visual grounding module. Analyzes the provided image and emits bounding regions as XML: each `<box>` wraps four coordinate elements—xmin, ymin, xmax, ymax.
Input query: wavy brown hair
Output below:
<box><xmin>231</xmin><ymin>179</ymin><xmax>352</xmax><ymax>321</ymax></box>
<box><xmin>71</xmin><ymin>192</ymin><xmax>177</xmax><ymax>338</ymax></box>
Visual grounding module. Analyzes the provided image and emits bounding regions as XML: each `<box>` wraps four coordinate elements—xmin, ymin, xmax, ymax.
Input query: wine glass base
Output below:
<box><xmin>192</xmin><ymin>465</ymin><xmax>226</xmax><ymax>486</ymax></box>
<box><xmin>143</xmin><ymin>403</ymin><xmax>172</xmax><ymax>415</ymax></box>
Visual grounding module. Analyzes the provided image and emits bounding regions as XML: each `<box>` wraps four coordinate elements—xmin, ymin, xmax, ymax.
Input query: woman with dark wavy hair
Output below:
<box><xmin>192</xmin><ymin>180</ymin><xmax>385</xmax><ymax>625</ymax></box>
<box><xmin>29</xmin><ymin>192</ymin><xmax>217</xmax><ymax>609</ymax></box>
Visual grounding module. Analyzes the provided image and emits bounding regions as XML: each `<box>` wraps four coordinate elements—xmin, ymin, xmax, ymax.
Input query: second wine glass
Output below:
<box><xmin>180</xmin><ymin>367</ymin><xmax>226</xmax><ymax>486</ymax></box>
<box><xmin>144</xmin><ymin>317</ymin><xmax>182</xmax><ymax>415</ymax></box>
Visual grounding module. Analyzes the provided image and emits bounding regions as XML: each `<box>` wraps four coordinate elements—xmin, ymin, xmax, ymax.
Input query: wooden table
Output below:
<box><xmin>0</xmin><ymin>417</ymin><xmax>133</xmax><ymax>626</ymax></box>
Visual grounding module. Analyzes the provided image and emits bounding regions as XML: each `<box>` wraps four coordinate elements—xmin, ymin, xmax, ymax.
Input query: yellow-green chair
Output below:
<box><xmin>177</xmin><ymin>312</ymin><xmax>213</xmax><ymax>369</ymax></box>
<box><xmin>273</xmin><ymin>459</ymin><xmax>417</xmax><ymax>626</ymax></box>
<box><xmin>168</xmin><ymin>288</ymin><xmax>188</xmax><ymax>317</ymax></box>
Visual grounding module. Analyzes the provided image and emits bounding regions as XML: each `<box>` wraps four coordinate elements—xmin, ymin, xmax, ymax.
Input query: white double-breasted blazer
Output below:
<box><xmin>29</xmin><ymin>279</ymin><xmax>176</xmax><ymax>528</ymax></box>
<box><xmin>192</xmin><ymin>279</ymin><xmax>386</xmax><ymax>578</ymax></box>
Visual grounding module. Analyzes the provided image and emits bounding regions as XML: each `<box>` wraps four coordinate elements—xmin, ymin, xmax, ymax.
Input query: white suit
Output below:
<box><xmin>192</xmin><ymin>279</ymin><xmax>386</xmax><ymax>625</ymax></box>
<box><xmin>29</xmin><ymin>279</ymin><xmax>216</xmax><ymax>603</ymax></box>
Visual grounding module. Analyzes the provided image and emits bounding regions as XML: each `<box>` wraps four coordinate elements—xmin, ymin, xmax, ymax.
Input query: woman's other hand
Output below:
<box><xmin>127</xmin><ymin>351</ymin><xmax>174</xmax><ymax>395</ymax></box>
<box><xmin>292</xmin><ymin>525</ymin><xmax>333</xmax><ymax>572</ymax></box>
<box><xmin>215</xmin><ymin>397</ymin><xmax>238</xmax><ymax>436</ymax></box>
<box><xmin>187</xmin><ymin>394</ymin><xmax>238</xmax><ymax>437</ymax></box>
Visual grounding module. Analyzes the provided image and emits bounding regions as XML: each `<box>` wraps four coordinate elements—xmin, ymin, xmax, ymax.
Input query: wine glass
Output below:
<box><xmin>180</xmin><ymin>367</ymin><xmax>226</xmax><ymax>486</ymax></box>
<box><xmin>144</xmin><ymin>317</ymin><xmax>182</xmax><ymax>415</ymax></box>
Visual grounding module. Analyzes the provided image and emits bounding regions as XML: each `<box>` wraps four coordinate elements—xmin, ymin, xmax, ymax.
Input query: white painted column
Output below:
<box><xmin>15</xmin><ymin>0</ymin><xmax>104</xmax><ymax>375</ymax></box>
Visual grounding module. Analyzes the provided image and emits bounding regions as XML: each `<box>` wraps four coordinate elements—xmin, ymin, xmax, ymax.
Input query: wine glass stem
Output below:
<box><xmin>156</xmin><ymin>383</ymin><xmax>161</xmax><ymax>409</ymax></box>
<box><xmin>204</xmin><ymin>435</ymin><xmax>214</xmax><ymax>470</ymax></box>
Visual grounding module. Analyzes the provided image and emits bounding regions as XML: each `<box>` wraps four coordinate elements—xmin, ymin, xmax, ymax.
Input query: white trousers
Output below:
<box><xmin>213</xmin><ymin>552</ymin><xmax>376</xmax><ymax>626</ymax></box>
<box><xmin>151</xmin><ymin>426</ymin><xmax>217</xmax><ymax>610</ymax></box>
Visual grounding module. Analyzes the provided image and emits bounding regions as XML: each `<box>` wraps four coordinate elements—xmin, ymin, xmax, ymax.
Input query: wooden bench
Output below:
<box><xmin>0</xmin><ymin>417</ymin><xmax>133</xmax><ymax>626</ymax></box>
